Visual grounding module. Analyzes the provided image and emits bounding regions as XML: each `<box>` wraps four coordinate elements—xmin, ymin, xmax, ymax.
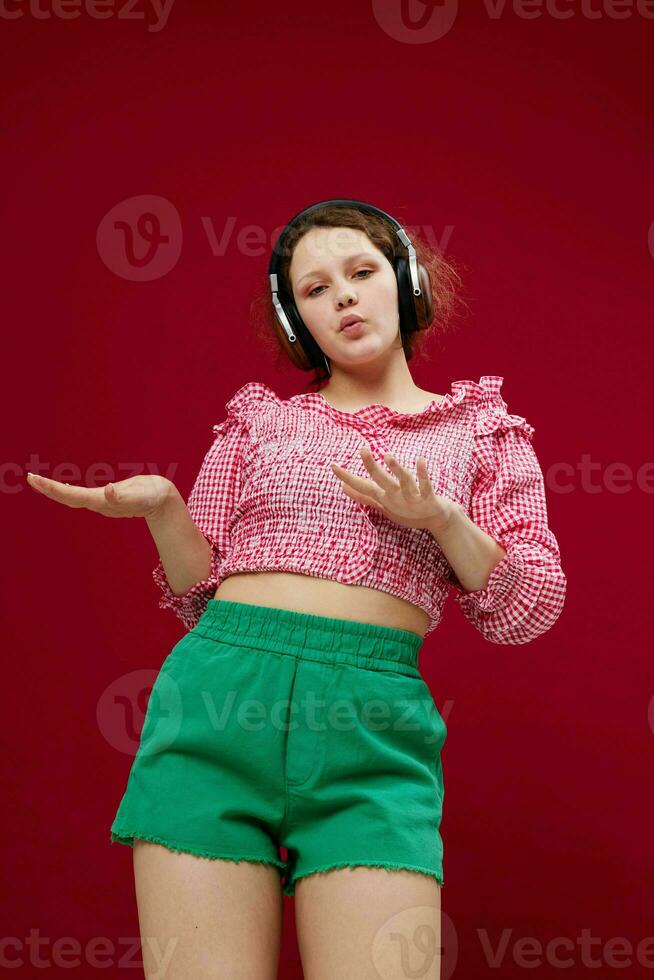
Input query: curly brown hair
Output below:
<box><xmin>250</xmin><ymin>204</ymin><xmax>470</xmax><ymax>392</ymax></box>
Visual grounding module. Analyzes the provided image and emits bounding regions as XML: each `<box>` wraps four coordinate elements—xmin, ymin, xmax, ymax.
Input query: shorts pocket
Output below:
<box><xmin>406</xmin><ymin>676</ymin><xmax>448</xmax><ymax>771</ymax></box>
<box><xmin>136</xmin><ymin>644</ymin><xmax>191</xmax><ymax>756</ymax></box>
<box><xmin>353</xmin><ymin>671</ymin><xmax>446</xmax><ymax>774</ymax></box>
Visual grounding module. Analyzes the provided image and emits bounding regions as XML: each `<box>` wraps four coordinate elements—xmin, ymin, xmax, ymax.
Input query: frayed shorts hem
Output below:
<box><xmin>109</xmin><ymin>828</ymin><xmax>444</xmax><ymax>898</ymax></box>
<box><xmin>285</xmin><ymin>861</ymin><xmax>444</xmax><ymax>897</ymax></box>
<box><xmin>109</xmin><ymin>828</ymin><xmax>288</xmax><ymax>875</ymax></box>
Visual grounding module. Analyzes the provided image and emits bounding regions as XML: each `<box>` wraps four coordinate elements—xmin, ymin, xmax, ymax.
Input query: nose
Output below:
<box><xmin>336</xmin><ymin>288</ymin><xmax>357</xmax><ymax>309</ymax></box>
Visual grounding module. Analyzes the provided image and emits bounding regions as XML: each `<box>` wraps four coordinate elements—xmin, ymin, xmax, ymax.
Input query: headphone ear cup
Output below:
<box><xmin>416</xmin><ymin>262</ymin><xmax>434</xmax><ymax>328</ymax></box>
<box><xmin>395</xmin><ymin>257</ymin><xmax>435</xmax><ymax>332</ymax></box>
<box><xmin>267</xmin><ymin>292</ymin><xmax>310</xmax><ymax>370</ymax></box>
<box><xmin>272</xmin><ymin>292</ymin><xmax>327</xmax><ymax>371</ymax></box>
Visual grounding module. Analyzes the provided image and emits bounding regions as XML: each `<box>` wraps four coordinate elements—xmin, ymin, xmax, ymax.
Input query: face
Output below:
<box><xmin>289</xmin><ymin>226</ymin><xmax>401</xmax><ymax>368</ymax></box>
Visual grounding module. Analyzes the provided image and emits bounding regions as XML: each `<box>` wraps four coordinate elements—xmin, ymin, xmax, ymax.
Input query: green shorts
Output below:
<box><xmin>110</xmin><ymin>599</ymin><xmax>446</xmax><ymax>896</ymax></box>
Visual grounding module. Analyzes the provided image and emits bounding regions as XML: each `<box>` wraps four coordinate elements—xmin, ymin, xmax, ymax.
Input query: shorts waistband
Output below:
<box><xmin>193</xmin><ymin>599</ymin><xmax>424</xmax><ymax>675</ymax></box>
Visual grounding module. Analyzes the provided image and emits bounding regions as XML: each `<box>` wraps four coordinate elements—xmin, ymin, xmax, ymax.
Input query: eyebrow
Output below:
<box><xmin>295</xmin><ymin>252</ymin><xmax>379</xmax><ymax>288</ymax></box>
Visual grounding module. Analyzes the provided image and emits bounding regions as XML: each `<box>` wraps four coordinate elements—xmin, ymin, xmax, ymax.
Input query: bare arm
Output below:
<box><xmin>145</xmin><ymin>481</ymin><xmax>212</xmax><ymax>597</ymax></box>
<box><xmin>427</xmin><ymin>503</ymin><xmax>506</xmax><ymax>592</ymax></box>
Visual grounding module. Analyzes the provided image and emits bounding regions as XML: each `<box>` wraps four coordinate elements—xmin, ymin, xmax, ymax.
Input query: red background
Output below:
<box><xmin>3</xmin><ymin>0</ymin><xmax>652</xmax><ymax>976</ymax></box>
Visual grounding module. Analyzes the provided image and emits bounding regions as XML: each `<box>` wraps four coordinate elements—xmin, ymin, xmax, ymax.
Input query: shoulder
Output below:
<box><xmin>472</xmin><ymin>375</ymin><xmax>535</xmax><ymax>442</ymax></box>
<box><xmin>466</xmin><ymin>376</ymin><xmax>538</xmax><ymax>476</ymax></box>
<box><xmin>225</xmin><ymin>381</ymin><xmax>283</xmax><ymax>418</ymax></box>
<box><xmin>210</xmin><ymin>382</ymin><xmax>282</xmax><ymax>436</ymax></box>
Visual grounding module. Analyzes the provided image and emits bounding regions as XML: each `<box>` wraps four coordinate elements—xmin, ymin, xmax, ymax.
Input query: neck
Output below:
<box><xmin>322</xmin><ymin>357</ymin><xmax>420</xmax><ymax>408</ymax></box>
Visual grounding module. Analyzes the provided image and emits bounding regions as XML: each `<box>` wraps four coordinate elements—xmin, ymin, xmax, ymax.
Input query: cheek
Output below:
<box><xmin>295</xmin><ymin>299</ymin><xmax>331</xmax><ymax>339</ymax></box>
<box><xmin>362</xmin><ymin>273</ymin><xmax>399</xmax><ymax>321</ymax></box>
<box><xmin>377</xmin><ymin>276</ymin><xmax>400</xmax><ymax>312</ymax></box>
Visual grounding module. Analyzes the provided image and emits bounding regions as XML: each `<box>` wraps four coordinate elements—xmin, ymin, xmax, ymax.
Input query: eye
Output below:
<box><xmin>308</xmin><ymin>269</ymin><xmax>374</xmax><ymax>298</ymax></box>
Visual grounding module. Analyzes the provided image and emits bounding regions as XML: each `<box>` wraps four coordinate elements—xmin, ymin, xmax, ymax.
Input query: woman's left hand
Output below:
<box><xmin>331</xmin><ymin>446</ymin><xmax>458</xmax><ymax>533</ymax></box>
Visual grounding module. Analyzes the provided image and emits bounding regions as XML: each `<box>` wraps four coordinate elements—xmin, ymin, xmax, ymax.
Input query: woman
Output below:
<box><xmin>27</xmin><ymin>199</ymin><xmax>566</xmax><ymax>979</ymax></box>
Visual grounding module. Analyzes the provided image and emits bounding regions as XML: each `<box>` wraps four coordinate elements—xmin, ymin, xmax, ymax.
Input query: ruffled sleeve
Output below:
<box><xmin>447</xmin><ymin>390</ymin><xmax>567</xmax><ymax>645</ymax></box>
<box><xmin>152</xmin><ymin>382</ymin><xmax>278</xmax><ymax>631</ymax></box>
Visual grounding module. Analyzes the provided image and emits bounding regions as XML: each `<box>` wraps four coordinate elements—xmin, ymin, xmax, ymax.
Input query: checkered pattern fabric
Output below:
<box><xmin>153</xmin><ymin>376</ymin><xmax>566</xmax><ymax>644</ymax></box>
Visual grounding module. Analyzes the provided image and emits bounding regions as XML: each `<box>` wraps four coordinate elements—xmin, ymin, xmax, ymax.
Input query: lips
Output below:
<box><xmin>340</xmin><ymin>315</ymin><xmax>364</xmax><ymax>330</ymax></box>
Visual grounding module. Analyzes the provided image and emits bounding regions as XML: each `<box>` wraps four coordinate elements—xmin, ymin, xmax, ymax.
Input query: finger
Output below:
<box><xmin>27</xmin><ymin>473</ymin><xmax>69</xmax><ymax>496</ymax></box>
<box><xmin>356</xmin><ymin>447</ymin><xmax>399</xmax><ymax>493</ymax></box>
<box><xmin>338</xmin><ymin>480</ymin><xmax>384</xmax><ymax>511</ymax></box>
<box><xmin>382</xmin><ymin>452</ymin><xmax>419</xmax><ymax>496</ymax></box>
<box><xmin>26</xmin><ymin>473</ymin><xmax>95</xmax><ymax>509</ymax></box>
<box><xmin>331</xmin><ymin>462</ymin><xmax>380</xmax><ymax>497</ymax></box>
<box><xmin>415</xmin><ymin>457</ymin><xmax>435</xmax><ymax>497</ymax></box>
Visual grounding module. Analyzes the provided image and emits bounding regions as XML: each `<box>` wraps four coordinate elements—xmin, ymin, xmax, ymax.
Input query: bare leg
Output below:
<box><xmin>132</xmin><ymin>839</ymin><xmax>284</xmax><ymax>980</ymax></box>
<box><xmin>295</xmin><ymin>867</ymin><xmax>441</xmax><ymax>980</ymax></box>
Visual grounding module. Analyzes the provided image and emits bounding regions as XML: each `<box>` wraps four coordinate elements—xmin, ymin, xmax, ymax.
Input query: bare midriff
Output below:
<box><xmin>213</xmin><ymin>572</ymin><xmax>430</xmax><ymax>639</ymax></box>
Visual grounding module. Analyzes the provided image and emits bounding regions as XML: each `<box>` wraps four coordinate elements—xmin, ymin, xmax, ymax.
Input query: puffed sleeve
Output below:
<box><xmin>151</xmin><ymin>412</ymin><xmax>247</xmax><ymax>631</ymax></box>
<box><xmin>152</xmin><ymin>382</ymin><xmax>276</xmax><ymax>631</ymax></box>
<box><xmin>447</xmin><ymin>400</ymin><xmax>567</xmax><ymax>645</ymax></box>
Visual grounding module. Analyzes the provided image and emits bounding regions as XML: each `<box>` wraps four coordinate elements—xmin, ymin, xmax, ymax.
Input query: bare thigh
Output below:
<box><xmin>132</xmin><ymin>840</ymin><xmax>284</xmax><ymax>980</ymax></box>
<box><xmin>295</xmin><ymin>867</ymin><xmax>442</xmax><ymax>980</ymax></box>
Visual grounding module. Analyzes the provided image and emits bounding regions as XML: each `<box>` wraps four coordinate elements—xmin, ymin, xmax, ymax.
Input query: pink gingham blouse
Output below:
<box><xmin>153</xmin><ymin>375</ymin><xmax>566</xmax><ymax>644</ymax></box>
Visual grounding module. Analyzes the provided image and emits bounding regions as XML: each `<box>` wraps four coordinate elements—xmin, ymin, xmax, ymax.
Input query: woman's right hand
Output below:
<box><xmin>26</xmin><ymin>472</ymin><xmax>174</xmax><ymax>519</ymax></box>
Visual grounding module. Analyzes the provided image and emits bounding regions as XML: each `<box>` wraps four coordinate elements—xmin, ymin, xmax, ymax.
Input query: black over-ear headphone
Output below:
<box><xmin>268</xmin><ymin>198</ymin><xmax>435</xmax><ymax>374</ymax></box>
